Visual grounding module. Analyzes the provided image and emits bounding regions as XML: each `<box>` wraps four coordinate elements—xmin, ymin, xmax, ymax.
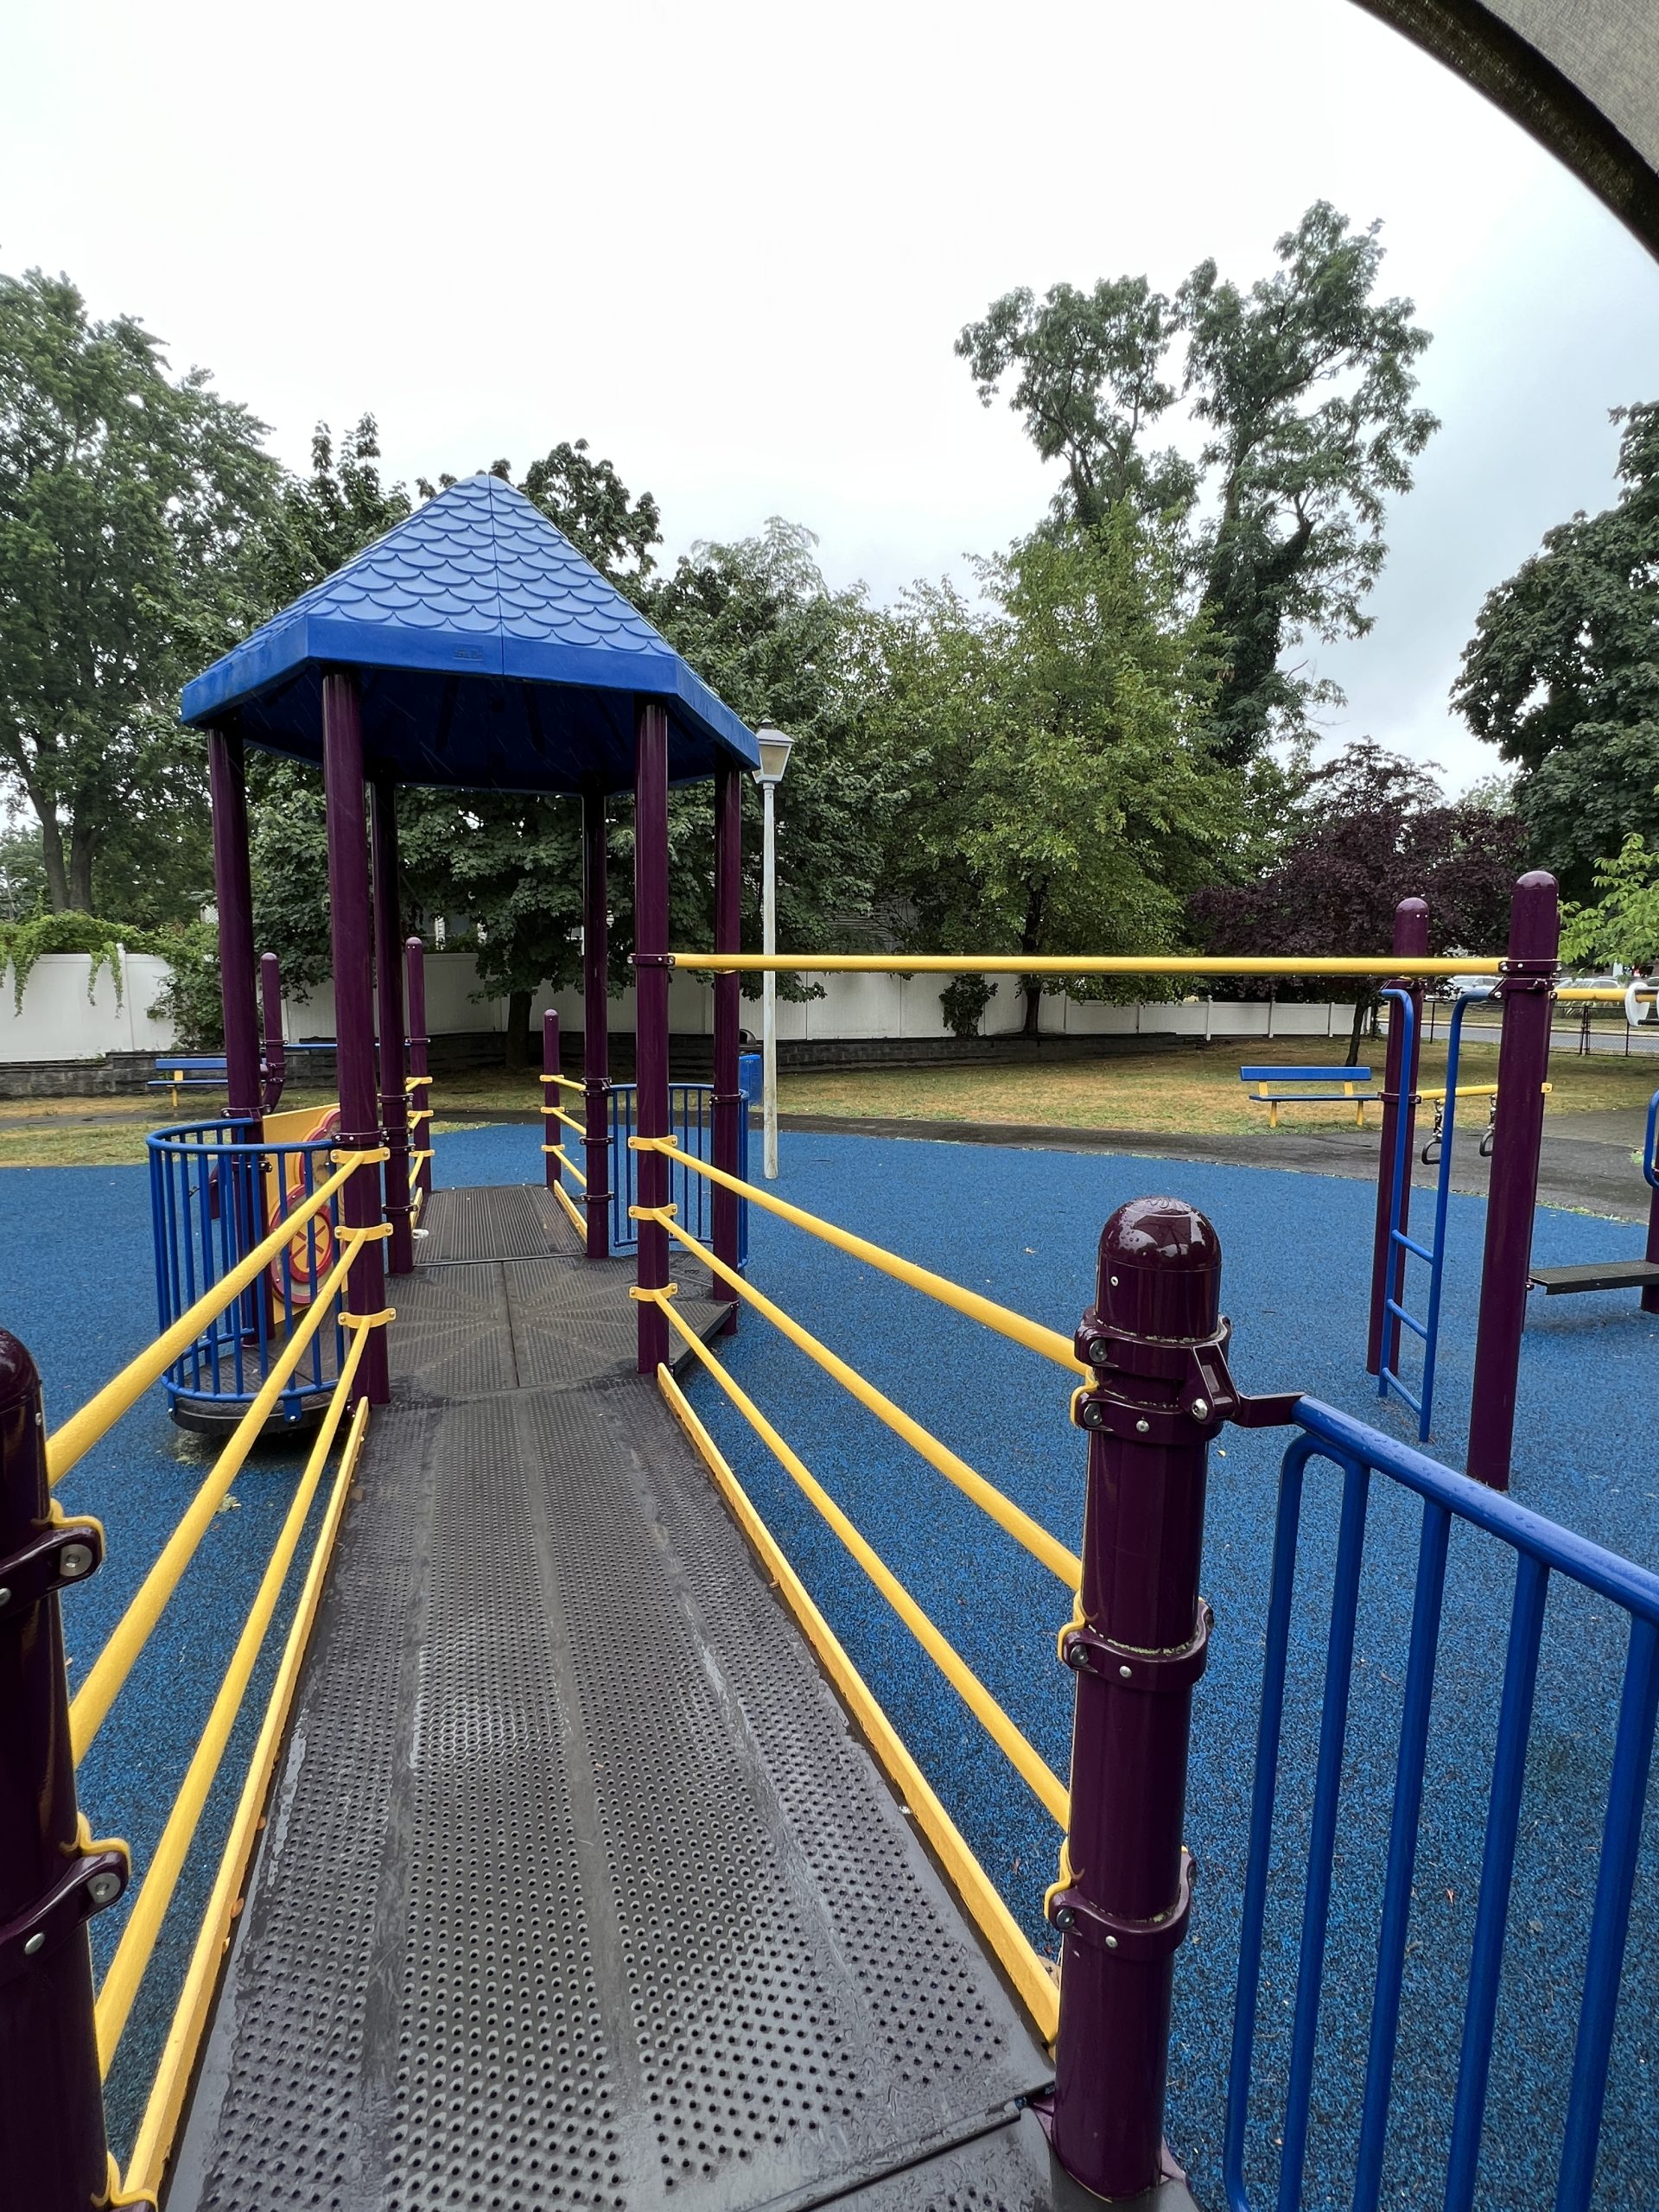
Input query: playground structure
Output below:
<box><xmin>0</xmin><ymin>475</ymin><xmax>1656</xmax><ymax>2212</ymax></box>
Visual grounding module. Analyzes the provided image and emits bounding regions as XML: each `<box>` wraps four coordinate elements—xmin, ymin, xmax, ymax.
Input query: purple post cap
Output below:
<box><xmin>1395</xmin><ymin>896</ymin><xmax>1428</xmax><ymax>952</ymax></box>
<box><xmin>1094</xmin><ymin>1198</ymin><xmax>1222</xmax><ymax>1341</ymax></box>
<box><xmin>0</xmin><ymin>1328</ymin><xmax>41</xmax><ymax>1413</ymax></box>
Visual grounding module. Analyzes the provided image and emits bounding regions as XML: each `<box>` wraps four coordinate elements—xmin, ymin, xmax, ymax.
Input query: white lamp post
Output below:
<box><xmin>752</xmin><ymin>727</ymin><xmax>793</xmax><ymax>1179</ymax></box>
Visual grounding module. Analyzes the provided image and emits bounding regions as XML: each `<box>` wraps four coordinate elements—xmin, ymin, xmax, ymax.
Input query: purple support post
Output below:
<box><xmin>321</xmin><ymin>674</ymin><xmax>390</xmax><ymax>1406</ymax></box>
<box><xmin>1049</xmin><ymin>1198</ymin><xmax>1221</xmax><ymax>2202</ymax></box>
<box><xmin>582</xmin><ymin>783</ymin><xmax>612</xmax><ymax>1262</ymax></box>
<box><xmin>400</xmin><ymin>938</ymin><xmax>429</xmax><ymax>1211</ymax></box>
<box><xmin>259</xmin><ymin>951</ymin><xmax>287</xmax><ymax>1113</ymax></box>
<box><xmin>634</xmin><ymin>705</ymin><xmax>671</xmax><ymax>1371</ymax></box>
<box><xmin>370</xmin><ymin>774</ymin><xmax>413</xmax><ymax>1279</ymax></box>
<box><xmin>543</xmin><ymin>1009</ymin><xmax>562</xmax><ymax>1194</ymax></box>
<box><xmin>1468</xmin><ymin>872</ymin><xmax>1560</xmax><ymax>1490</ymax></box>
<box><xmin>207</xmin><ymin>728</ymin><xmax>262</xmax><ymax>1127</ymax></box>
<box><xmin>1366</xmin><ymin>897</ymin><xmax>1429</xmax><ymax>1376</ymax></box>
<box><xmin>0</xmin><ymin>1332</ymin><xmax>127</xmax><ymax>2210</ymax></box>
<box><xmin>404</xmin><ymin>937</ymin><xmax>432</xmax><ymax>1209</ymax></box>
<box><xmin>712</xmin><ymin>760</ymin><xmax>742</xmax><ymax>1333</ymax></box>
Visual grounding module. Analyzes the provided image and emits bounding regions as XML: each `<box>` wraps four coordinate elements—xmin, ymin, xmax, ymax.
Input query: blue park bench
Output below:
<box><xmin>148</xmin><ymin>1043</ymin><xmax>337</xmax><ymax>1109</ymax></box>
<box><xmin>1240</xmin><ymin>1063</ymin><xmax>1378</xmax><ymax>1129</ymax></box>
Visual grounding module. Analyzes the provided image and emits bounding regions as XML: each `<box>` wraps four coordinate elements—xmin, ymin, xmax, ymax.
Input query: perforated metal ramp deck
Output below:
<box><xmin>166</xmin><ymin>1190</ymin><xmax>1058</xmax><ymax>2212</ymax></box>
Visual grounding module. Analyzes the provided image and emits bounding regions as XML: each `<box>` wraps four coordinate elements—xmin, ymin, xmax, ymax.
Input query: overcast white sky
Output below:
<box><xmin>5</xmin><ymin>0</ymin><xmax>1657</xmax><ymax>791</ymax></box>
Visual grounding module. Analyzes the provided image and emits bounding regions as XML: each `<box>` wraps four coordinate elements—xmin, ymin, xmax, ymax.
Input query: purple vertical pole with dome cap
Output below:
<box><xmin>634</xmin><ymin>704</ymin><xmax>671</xmax><ymax>1370</ymax></box>
<box><xmin>0</xmin><ymin>1331</ymin><xmax>128</xmax><ymax>2210</ymax></box>
<box><xmin>1050</xmin><ymin>1197</ymin><xmax>1235</xmax><ymax>2205</ymax></box>
<box><xmin>712</xmin><ymin>760</ymin><xmax>742</xmax><ymax>1332</ymax></box>
<box><xmin>404</xmin><ymin>936</ymin><xmax>432</xmax><ymax>1207</ymax></box>
<box><xmin>207</xmin><ymin>727</ymin><xmax>262</xmax><ymax>1128</ymax></box>
<box><xmin>1367</xmin><ymin>897</ymin><xmax>1429</xmax><ymax>1377</ymax></box>
<box><xmin>322</xmin><ymin>673</ymin><xmax>390</xmax><ymax>1406</ymax></box>
<box><xmin>371</xmin><ymin>773</ymin><xmax>413</xmax><ymax>1278</ymax></box>
<box><xmin>1468</xmin><ymin>871</ymin><xmax>1560</xmax><ymax>1489</ymax></box>
<box><xmin>582</xmin><ymin>783</ymin><xmax>611</xmax><ymax>1262</ymax></box>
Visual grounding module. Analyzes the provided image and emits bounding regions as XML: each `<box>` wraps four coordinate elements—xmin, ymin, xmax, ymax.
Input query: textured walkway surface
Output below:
<box><xmin>166</xmin><ymin>1185</ymin><xmax>1059</xmax><ymax>2212</ymax></box>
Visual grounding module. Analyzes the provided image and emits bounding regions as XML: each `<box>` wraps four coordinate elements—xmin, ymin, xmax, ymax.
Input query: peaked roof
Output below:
<box><xmin>181</xmin><ymin>474</ymin><xmax>759</xmax><ymax>794</ymax></box>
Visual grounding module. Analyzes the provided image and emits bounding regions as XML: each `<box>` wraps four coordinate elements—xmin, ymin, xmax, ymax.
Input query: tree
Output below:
<box><xmin>958</xmin><ymin>204</ymin><xmax>1438</xmax><ymax>764</ymax></box>
<box><xmin>1560</xmin><ymin>836</ymin><xmax>1659</xmax><ymax>972</ymax></box>
<box><xmin>1190</xmin><ymin>741</ymin><xmax>1528</xmax><ymax>1058</ymax></box>
<box><xmin>1453</xmin><ymin>402</ymin><xmax>1659</xmax><ymax>902</ymax></box>
<box><xmin>877</xmin><ymin>515</ymin><xmax>1239</xmax><ymax>1035</ymax></box>
<box><xmin>0</xmin><ymin>268</ymin><xmax>277</xmax><ymax>912</ymax></box>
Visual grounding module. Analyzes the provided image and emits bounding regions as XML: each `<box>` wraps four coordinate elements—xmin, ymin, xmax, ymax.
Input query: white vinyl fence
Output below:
<box><xmin>2</xmin><ymin>948</ymin><xmax>1360</xmax><ymax>1066</ymax></box>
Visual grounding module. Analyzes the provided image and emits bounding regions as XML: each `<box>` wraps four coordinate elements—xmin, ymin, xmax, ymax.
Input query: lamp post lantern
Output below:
<box><xmin>752</xmin><ymin>727</ymin><xmax>793</xmax><ymax>1180</ymax></box>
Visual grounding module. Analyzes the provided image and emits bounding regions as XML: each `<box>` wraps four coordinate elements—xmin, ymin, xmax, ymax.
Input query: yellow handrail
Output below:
<box><xmin>117</xmin><ymin>1395</ymin><xmax>368</xmax><ymax>2202</ymax></box>
<box><xmin>649</xmin><ymin>1292</ymin><xmax>1069</xmax><ymax>1827</ymax></box>
<box><xmin>69</xmin><ymin>1232</ymin><xmax>375</xmax><ymax>1761</ymax></box>
<box><xmin>548</xmin><ymin>1107</ymin><xmax>587</xmax><ymax>1138</ymax></box>
<box><xmin>539</xmin><ymin>1071</ymin><xmax>585</xmax><ymax>1091</ymax></box>
<box><xmin>95</xmin><ymin>1323</ymin><xmax>372</xmax><ymax>2074</ymax></box>
<box><xmin>657</xmin><ymin>1362</ymin><xmax>1059</xmax><ymax>2041</ymax></box>
<box><xmin>632</xmin><ymin>1138</ymin><xmax>1082</xmax><ymax>1373</ymax></box>
<box><xmin>542</xmin><ymin>1144</ymin><xmax>588</xmax><ymax>1187</ymax></box>
<box><xmin>550</xmin><ymin>1181</ymin><xmax>586</xmax><ymax>1237</ymax></box>
<box><xmin>666</xmin><ymin>952</ymin><xmax>1500</xmax><ymax>978</ymax></box>
<box><xmin>46</xmin><ymin>1147</ymin><xmax>381</xmax><ymax>1488</ymax></box>
<box><xmin>640</xmin><ymin>1208</ymin><xmax>1079</xmax><ymax>1589</ymax></box>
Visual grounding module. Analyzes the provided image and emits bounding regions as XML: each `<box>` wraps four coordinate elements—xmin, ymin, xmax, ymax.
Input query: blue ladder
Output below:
<box><xmin>1378</xmin><ymin>982</ymin><xmax>1493</xmax><ymax>1439</ymax></box>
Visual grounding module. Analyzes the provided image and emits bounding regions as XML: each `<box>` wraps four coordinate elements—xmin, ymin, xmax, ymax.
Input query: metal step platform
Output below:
<box><xmin>1528</xmin><ymin>1258</ymin><xmax>1659</xmax><ymax>1295</ymax></box>
<box><xmin>165</xmin><ymin>1188</ymin><xmax>1056</xmax><ymax>2212</ymax></box>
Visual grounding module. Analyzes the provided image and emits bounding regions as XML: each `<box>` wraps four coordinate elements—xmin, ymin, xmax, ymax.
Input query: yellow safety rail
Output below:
<box><xmin>639</xmin><ymin>1209</ymin><xmax>1079</xmax><ymax>1590</ymax></box>
<box><xmin>539</xmin><ymin>1071</ymin><xmax>586</xmax><ymax>1091</ymax></box>
<box><xmin>645</xmin><ymin>1291</ymin><xmax>1069</xmax><ymax>1828</ymax></box>
<box><xmin>657</xmin><ymin>1363</ymin><xmax>1060</xmax><ymax>2039</ymax></box>
<box><xmin>668</xmin><ymin>951</ymin><xmax>1500</xmax><ymax>978</ymax></box>
<box><xmin>627</xmin><ymin>1136</ymin><xmax>1089</xmax><ymax>2040</ymax></box>
<box><xmin>632</xmin><ymin>1136</ymin><xmax>1082</xmax><ymax>1372</ymax></box>
<box><xmin>45</xmin><ymin>1148</ymin><xmax>379</xmax><ymax>1488</ymax></box>
<box><xmin>34</xmin><ymin>1143</ymin><xmax>393</xmax><ymax>2204</ymax></box>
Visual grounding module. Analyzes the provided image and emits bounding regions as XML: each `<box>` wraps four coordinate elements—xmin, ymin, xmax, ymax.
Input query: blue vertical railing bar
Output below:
<box><xmin>1351</xmin><ymin>1498</ymin><xmax>1452</xmax><ymax>2212</ymax></box>
<box><xmin>1275</xmin><ymin>1455</ymin><xmax>1371</xmax><ymax>2212</ymax></box>
<box><xmin>607</xmin><ymin>1083</ymin><xmax>731</xmax><ymax>1258</ymax></box>
<box><xmin>1443</xmin><ymin>1549</ymin><xmax>1549</xmax><ymax>2211</ymax></box>
<box><xmin>1554</xmin><ymin>1615</ymin><xmax>1659</xmax><ymax>2211</ymax></box>
<box><xmin>1224</xmin><ymin>1397</ymin><xmax>1659</xmax><ymax>2212</ymax></box>
<box><xmin>1223</xmin><ymin>1438</ymin><xmax>1310</xmax><ymax>2212</ymax></box>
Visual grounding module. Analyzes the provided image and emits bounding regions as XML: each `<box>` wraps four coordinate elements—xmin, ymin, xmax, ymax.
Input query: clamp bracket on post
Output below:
<box><xmin>0</xmin><ymin>1516</ymin><xmax>104</xmax><ymax>1619</ymax></box>
<box><xmin>1047</xmin><ymin>1850</ymin><xmax>1196</xmax><ymax>1961</ymax></box>
<box><xmin>1497</xmin><ymin>957</ymin><xmax>1556</xmax><ymax>996</ymax></box>
<box><xmin>0</xmin><ymin>1841</ymin><xmax>130</xmax><ymax>1990</ymax></box>
<box><xmin>1071</xmin><ymin>1314</ymin><xmax>1300</xmax><ymax>1443</ymax></box>
<box><xmin>1060</xmin><ymin>1605</ymin><xmax>1212</xmax><ymax>1692</ymax></box>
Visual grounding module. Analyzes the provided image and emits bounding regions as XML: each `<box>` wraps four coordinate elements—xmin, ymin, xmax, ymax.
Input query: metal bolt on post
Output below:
<box><xmin>0</xmin><ymin>1331</ymin><xmax>130</xmax><ymax>2210</ymax></box>
<box><xmin>1046</xmin><ymin>1198</ymin><xmax>1295</xmax><ymax>2205</ymax></box>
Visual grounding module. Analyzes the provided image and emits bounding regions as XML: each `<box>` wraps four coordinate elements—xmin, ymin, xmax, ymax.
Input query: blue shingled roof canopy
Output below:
<box><xmin>181</xmin><ymin>474</ymin><xmax>759</xmax><ymax>794</ymax></box>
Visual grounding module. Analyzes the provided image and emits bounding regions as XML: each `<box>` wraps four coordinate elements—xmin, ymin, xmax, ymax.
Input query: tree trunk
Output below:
<box><xmin>1020</xmin><ymin>881</ymin><xmax>1047</xmax><ymax>1039</ymax></box>
<box><xmin>1345</xmin><ymin>995</ymin><xmax>1367</xmax><ymax>1066</ymax></box>
<box><xmin>31</xmin><ymin>796</ymin><xmax>70</xmax><ymax>912</ymax></box>
<box><xmin>67</xmin><ymin>818</ymin><xmax>96</xmax><ymax>912</ymax></box>
<box><xmin>504</xmin><ymin>988</ymin><xmax>533</xmax><ymax>1071</ymax></box>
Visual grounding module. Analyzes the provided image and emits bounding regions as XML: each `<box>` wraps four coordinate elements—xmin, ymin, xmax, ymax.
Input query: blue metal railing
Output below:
<box><xmin>1225</xmin><ymin>1397</ymin><xmax>1659</xmax><ymax>2212</ymax></box>
<box><xmin>604</xmin><ymin>1077</ymin><xmax>752</xmax><ymax>1262</ymax></box>
<box><xmin>1378</xmin><ymin>984</ymin><xmax>1493</xmax><ymax>1439</ymax></box>
<box><xmin>148</xmin><ymin>1117</ymin><xmax>348</xmax><ymax>1426</ymax></box>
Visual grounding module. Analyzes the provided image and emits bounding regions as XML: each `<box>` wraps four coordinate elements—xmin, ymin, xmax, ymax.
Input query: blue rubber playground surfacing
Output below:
<box><xmin>3</xmin><ymin>1126</ymin><xmax>1656</xmax><ymax>2205</ymax></box>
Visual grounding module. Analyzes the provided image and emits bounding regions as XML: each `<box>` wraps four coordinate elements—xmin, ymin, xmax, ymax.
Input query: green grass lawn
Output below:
<box><xmin>3</xmin><ymin>1037</ymin><xmax>1653</xmax><ymax>1167</ymax></box>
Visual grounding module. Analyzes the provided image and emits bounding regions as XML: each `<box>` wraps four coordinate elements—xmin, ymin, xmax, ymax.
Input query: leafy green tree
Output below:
<box><xmin>1453</xmin><ymin>403</ymin><xmax>1659</xmax><ymax>901</ymax></box>
<box><xmin>1560</xmin><ymin>835</ymin><xmax>1659</xmax><ymax>971</ymax></box>
<box><xmin>0</xmin><ymin>268</ymin><xmax>277</xmax><ymax>912</ymax></box>
<box><xmin>877</xmin><ymin>515</ymin><xmax>1236</xmax><ymax>1034</ymax></box>
<box><xmin>959</xmin><ymin>204</ymin><xmax>1437</xmax><ymax>765</ymax></box>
